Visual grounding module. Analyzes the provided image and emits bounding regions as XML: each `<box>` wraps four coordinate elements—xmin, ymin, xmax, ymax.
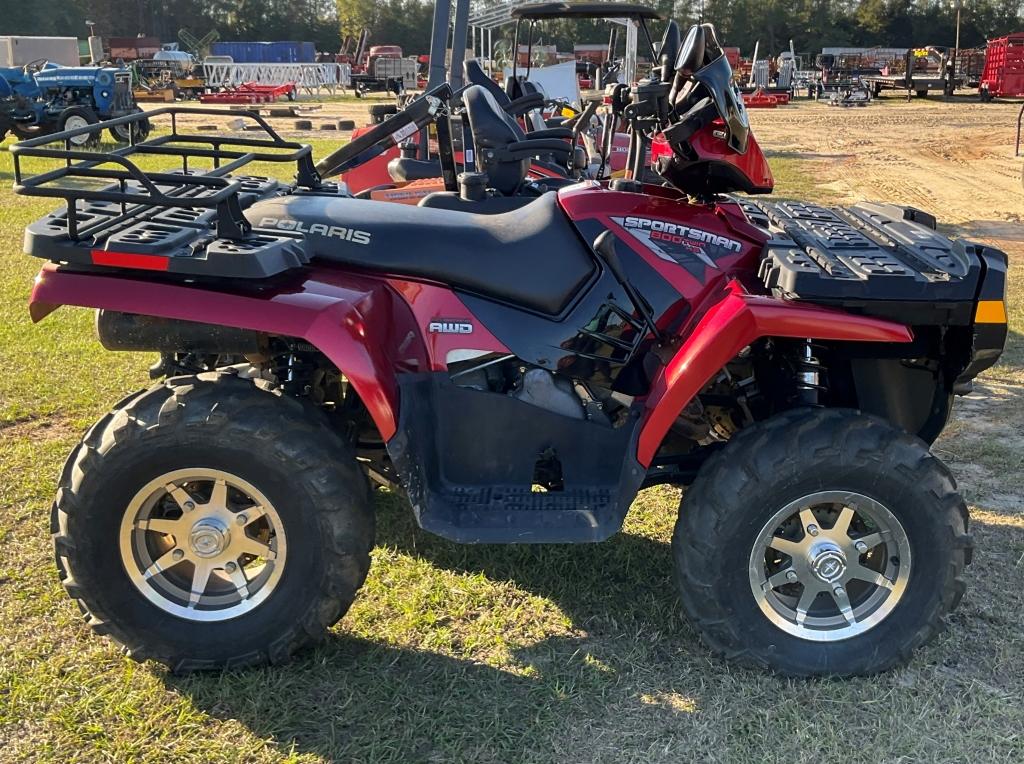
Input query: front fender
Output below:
<box><xmin>636</xmin><ymin>285</ymin><xmax>914</xmax><ymax>466</ymax></box>
<box><xmin>29</xmin><ymin>264</ymin><xmax>406</xmax><ymax>440</ymax></box>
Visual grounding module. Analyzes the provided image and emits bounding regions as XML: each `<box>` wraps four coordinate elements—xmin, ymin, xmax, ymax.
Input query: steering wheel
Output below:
<box><xmin>22</xmin><ymin>58</ymin><xmax>48</xmax><ymax>76</ymax></box>
<box><xmin>315</xmin><ymin>84</ymin><xmax>452</xmax><ymax>179</ymax></box>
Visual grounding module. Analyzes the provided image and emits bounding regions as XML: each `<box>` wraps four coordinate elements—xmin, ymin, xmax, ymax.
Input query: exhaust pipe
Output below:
<box><xmin>95</xmin><ymin>311</ymin><xmax>268</xmax><ymax>355</ymax></box>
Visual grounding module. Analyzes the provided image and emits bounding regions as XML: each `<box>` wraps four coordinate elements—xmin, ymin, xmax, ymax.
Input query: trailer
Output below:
<box><xmin>863</xmin><ymin>73</ymin><xmax>950</xmax><ymax>97</ymax></box>
<box><xmin>0</xmin><ymin>36</ymin><xmax>79</xmax><ymax>68</ymax></box>
<box><xmin>980</xmin><ymin>34</ymin><xmax>1024</xmax><ymax>100</ymax></box>
<box><xmin>862</xmin><ymin>47</ymin><xmax>960</xmax><ymax>97</ymax></box>
<box><xmin>209</xmin><ymin>41</ymin><xmax>316</xmax><ymax>64</ymax></box>
<box><xmin>350</xmin><ymin>47</ymin><xmax>416</xmax><ymax>97</ymax></box>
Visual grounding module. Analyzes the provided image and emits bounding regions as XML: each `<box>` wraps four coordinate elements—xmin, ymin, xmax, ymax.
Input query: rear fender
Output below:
<box><xmin>29</xmin><ymin>264</ymin><xmax>408</xmax><ymax>440</ymax></box>
<box><xmin>636</xmin><ymin>284</ymin><xmax>914</xmax><ymax>466</ymax></box>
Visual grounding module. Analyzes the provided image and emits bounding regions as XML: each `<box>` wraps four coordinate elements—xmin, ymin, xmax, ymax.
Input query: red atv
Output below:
<box><xmin>15</xmin><ymin>24</ymin><xmax>1007</xmax><ymax>676</ymax></box>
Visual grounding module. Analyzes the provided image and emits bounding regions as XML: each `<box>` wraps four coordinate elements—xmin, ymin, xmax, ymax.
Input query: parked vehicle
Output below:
<box><xmin>0</xmin><ymin>60</ymin><xmax>147</xmax><ymax>145</ymax></box>
<box><xmin>0</xmin><ymin>36</ymin><xmax>80</xmax><ymax>68</ymax></box>
<box><xmin>12</xmin><ymin>22</ymin><xmax>1007</xmax><ymax>677</ymax></box>
<box><xmin>343</xmin><ymin>2</ymin><xmax>668</xmax><ymax>195</ymax></box>
<box><xmin>980</xmin><ymin>33</ymin><xmax>1024</xmax><ymax>100</ymax></box>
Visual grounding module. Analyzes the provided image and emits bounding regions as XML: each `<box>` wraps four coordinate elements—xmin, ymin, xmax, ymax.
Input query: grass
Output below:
<box><xmin>1</xmin><ymin>134</ymin><xmax>1023</xmax><ymax>763</ymax></box>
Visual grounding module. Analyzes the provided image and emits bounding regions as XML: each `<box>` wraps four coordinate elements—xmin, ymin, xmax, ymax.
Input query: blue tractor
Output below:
<box><xmin>0</xmin><ymin>61</ymin><xmax>149</xmax><ymax>146</ymax></box>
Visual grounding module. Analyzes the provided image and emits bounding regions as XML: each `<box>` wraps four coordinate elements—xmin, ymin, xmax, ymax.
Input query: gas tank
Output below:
<box><xmin>558</xmin><ymin>182</ymin><xmax>768</xmax><ymax>329</ymax></box>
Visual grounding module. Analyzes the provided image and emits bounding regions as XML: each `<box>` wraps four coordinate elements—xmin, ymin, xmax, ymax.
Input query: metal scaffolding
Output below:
<box><xmin>467</xmin><ymin>0</ymin><xmax>643</xmax><ymax>84</ymax></box>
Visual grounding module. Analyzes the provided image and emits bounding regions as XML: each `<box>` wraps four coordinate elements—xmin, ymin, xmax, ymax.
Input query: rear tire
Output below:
<box><xmin>673</xmin><ymin>408</ymin><xmax>971</xmax><ymax>677</ymax></box>
<box><xmin>52</xmin><ymin>372</ymin><xmax>374</xmax><ymax>672</ymax></box>
<box><xmin>109</xmin><ymin>115</ymin><xmax>151</xmax><ymax>144</ymax></box>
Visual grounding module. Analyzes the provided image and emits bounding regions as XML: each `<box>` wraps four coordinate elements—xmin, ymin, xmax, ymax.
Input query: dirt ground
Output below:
<box><xmin>156</xmin><ymin>94</ymin><xmax>1024</xmax><ymax>230</ymax></box>
<box><xmin>749</xmin><ymin>97</ymin><xmax>1024</xmax><ymax>248</ymax></box>
<box><xmin>141</xmin><ymin>93</ymin><xmax>392</xmax><ymax>138</ymax></box>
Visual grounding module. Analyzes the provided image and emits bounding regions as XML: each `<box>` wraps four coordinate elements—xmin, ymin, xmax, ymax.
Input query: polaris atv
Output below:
<box><xmin>14</xmin><ymin>24</ymin><xmax>1007</xmax><ymax>677</ymax></box>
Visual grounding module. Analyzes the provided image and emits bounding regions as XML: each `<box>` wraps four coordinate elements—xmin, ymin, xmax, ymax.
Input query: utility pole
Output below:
<box><xmin>953</xmin><ymin>0</ymin><xmax>962</xmax><ymax>90</ymax></box>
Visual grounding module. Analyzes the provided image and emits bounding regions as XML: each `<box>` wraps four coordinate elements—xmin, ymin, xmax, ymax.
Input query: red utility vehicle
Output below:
<box><xmin>12</xmin><ymin>24</ymin><xmax>1007</xmax><ymax>677</ymax></box>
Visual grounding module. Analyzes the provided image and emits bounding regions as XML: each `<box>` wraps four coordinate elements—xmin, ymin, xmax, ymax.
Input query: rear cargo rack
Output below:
<box><xmin>11</xmin><ymin>107</ymin><xmax>321</xmax><ymax>241</ymax></box>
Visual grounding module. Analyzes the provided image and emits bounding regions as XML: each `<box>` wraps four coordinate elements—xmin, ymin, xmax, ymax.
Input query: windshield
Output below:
<box><xmin>691</xmin><ymin>52</ymin><xmax>749</xmax><ymax>154</ymax></box>
<box><xmin>674</xmin><ymin>24</ymin><xmax>749</xmax><ymax>155</ymax></box>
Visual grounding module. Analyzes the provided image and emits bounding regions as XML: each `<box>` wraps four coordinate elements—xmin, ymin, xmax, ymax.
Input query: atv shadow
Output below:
<box><xmin>163</xmin><ymin>489</ymin><xmax>716</xmax><ymax>761</ymax></box>
<box><xmin>166</xmin><ymin>627</ymin><xmax>705</xmax><ymax>763</ymax></box>
<box><xmin>371</xmin><ymin>487</ymin><xmax>686</xmax><ymax>638</ymax></box>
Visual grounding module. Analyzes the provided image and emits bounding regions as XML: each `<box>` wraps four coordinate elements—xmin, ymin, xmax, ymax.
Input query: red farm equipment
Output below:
<box><xmin>199</xmin><ymin>82</ymin><xmax>297</xmax><ymax>104</ymax></box>
<box><xmin>980</xmin><ymin>34</ymin><xmax>1024</xmax><ymax>100</ymax></box>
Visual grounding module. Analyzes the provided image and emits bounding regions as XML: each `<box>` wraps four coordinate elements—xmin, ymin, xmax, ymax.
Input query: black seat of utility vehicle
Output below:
<box><xmin>250</xmin><ymin>192</ymin><xmax>596</xmax><ymax>315</ymax></box>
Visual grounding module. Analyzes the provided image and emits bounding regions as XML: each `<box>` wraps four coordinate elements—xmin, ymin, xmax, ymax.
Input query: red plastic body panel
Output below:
<box><xmin>559</xmin><ymin>182</ymin><xmax>766</xmax><ymax>314</ymax></box>
<box><xmin>29</xmin><ymin>264</ymin><xmax>515</xmax><ymax>439</ymax></box>
<box><xmin>635</xmin><ymin>283</ymin><xmax>914</xmax><ymax>466</ymax></box>
<box><xmin>607</xmin><ymin>132</ymin><xmax>638</xmax><ymax>173</ymax></box>
<box><xmin>557</xmin><ymin>184</ymin><xmax>913</xmax><ymax>467</ymax></box>
<box><xmin>341</xmin><ymin>126</ymin><xmax>402</xmax><ymax>193</ymax></box>
<box><xmin>386</xmin><ymin>278</ymin><xmax>510</xmax><ymax>371</ymax></box>
<box><xmin>29</xmin><ymin>263</ymin><xmax>417</xmax><ymax>441</ymax></box>
<box><xmin>650</xmin><ymin>123</ymin><xmax>774</xmax><ymax>194</ymax></box>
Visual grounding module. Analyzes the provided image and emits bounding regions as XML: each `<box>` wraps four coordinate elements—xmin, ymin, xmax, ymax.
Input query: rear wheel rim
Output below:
<box><xmin>747</xmin><ymin>491</ymin><xmax>911</xmax><ymax>642</ymax></box>
<box><xmin>119</xmin><ymin>468</ymin><xmax>288</xmax><ymax>622</ymax></box>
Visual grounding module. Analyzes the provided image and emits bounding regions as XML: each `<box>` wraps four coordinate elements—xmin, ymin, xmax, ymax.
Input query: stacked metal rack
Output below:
<box><xmin>11</xmin><ymin>108</ymin><xmax>332</xmax><ymax>278</ymax></box>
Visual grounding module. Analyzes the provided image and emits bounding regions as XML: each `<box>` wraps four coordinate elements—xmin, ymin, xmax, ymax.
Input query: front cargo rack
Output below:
<box><xmin>12</xmin><ymin>107</ymin><xmax>334</xmax><ymax>278</ymax></box>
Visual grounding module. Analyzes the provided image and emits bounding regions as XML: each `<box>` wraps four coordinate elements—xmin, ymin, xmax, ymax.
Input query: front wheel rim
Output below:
<box><xmin>748</xmin><ymin>491</ymin><xmax>911</xmax><ymax>642</ymax></box>
<box><xmin>119</xmin><ymin>468</ymin><xmax>288</xmax><ymax>622</ymax></box>
<box><xmin>63</xmin><ymin>114</ymin><xmax>93</xmax><ymax>144</ymax></box>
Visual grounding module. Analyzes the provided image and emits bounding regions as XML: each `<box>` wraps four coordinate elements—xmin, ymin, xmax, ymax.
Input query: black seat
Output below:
<box><xmin>389</xmin><ymin>85</ymin><xmax>573</xmax><ymax>193</ymax></box>
<box><xmin>465</xmin><ymin>59</ymin><xmax>510</xmax><ymax>106</ymax></box>
<box><xmin>464</xmin><ymin>86</ymin><xmax>573</xmax><ymax>193</ymax></box>
<box><xmin>465</xmin><ymin>85</ymin><xmax>532</xmax><ymax>194</ymax></box>
<box><xmin>252</xmin><ymin>192</ymin><xmax>596</xmax><ymax>315</ymax></box>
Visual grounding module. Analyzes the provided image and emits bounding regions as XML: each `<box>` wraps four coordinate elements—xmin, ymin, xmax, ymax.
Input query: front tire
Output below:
<box><xmin>57</xmin><ymin>105</ymin><xmax>100</xmax><ymax>147</ymax></box>
<box><xmin>52</xmin><ymin>373</ymin><xmax>374</xmax><ymax>672</ymax></box>
<box><xmin>673</xmin><ymin>408</ymin><xmax>971</xmax><ymax>677</ymax></box>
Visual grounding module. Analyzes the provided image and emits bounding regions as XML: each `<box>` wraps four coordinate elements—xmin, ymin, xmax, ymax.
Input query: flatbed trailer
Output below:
<box><xmin>863</xmin><ymin>73</ymin><xmax>960</xmax><ymax>97</ymax></box>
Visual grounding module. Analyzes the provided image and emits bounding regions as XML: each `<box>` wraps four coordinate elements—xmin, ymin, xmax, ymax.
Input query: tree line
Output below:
<box><xmin>5</xmin><ymin>0</ymin><xmax>1022</xmax><ymax>58</ymax></box>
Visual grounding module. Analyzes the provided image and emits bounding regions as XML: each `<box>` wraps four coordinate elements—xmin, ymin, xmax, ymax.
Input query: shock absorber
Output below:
<box><xmin>794</xmin><ymin>340</ymin><xmax>828</xmax><ymax>405</ymax></box>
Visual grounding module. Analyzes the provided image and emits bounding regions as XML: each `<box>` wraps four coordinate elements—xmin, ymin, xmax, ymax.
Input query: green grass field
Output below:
<box><xmin>0</xmin><ymin>137</ymin><xmax>1022</xmax><ymax>763</ymax></box>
